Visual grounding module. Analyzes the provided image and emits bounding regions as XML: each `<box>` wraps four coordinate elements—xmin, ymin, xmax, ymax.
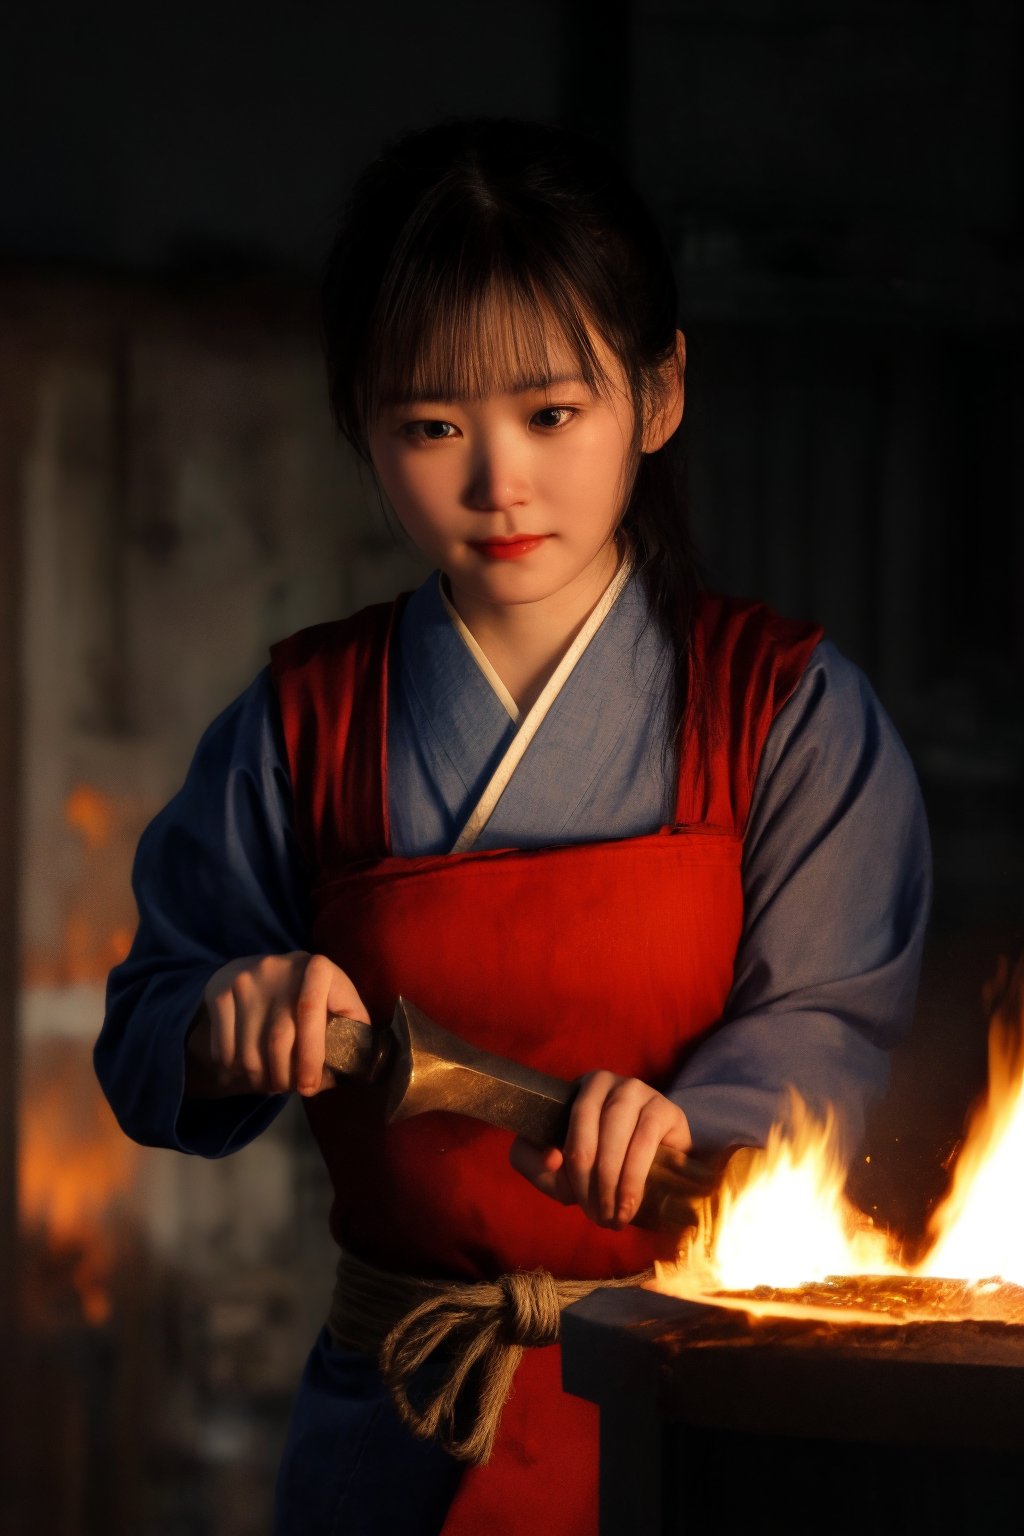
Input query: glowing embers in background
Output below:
<box><xmin>19</xmin><ymin>1037</ymin><xmax>141</xmax><ymax>1327</ymax></box>
<box><xmin>655</xmin><ymin>957</ymin><xmax>1024</xmax><ymax>1317</ymax></box>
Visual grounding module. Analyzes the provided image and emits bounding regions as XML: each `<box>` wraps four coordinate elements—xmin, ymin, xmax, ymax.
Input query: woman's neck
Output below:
<box><xmin>444</xmin><ymin>543</ymin><xmax>624</xmax><ymax>716</ymax></box>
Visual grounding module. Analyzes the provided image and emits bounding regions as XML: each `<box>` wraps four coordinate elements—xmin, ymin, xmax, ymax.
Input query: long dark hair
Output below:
<box><xmin>321</xmin><ymin>116</ymin><xmax>702</xmax><ymax>754</ymax></box>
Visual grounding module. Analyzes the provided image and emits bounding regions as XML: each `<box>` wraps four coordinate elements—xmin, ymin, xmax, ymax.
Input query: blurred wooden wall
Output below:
<box><xmin>2</xmin><ymin>274</ymin><xmax>430</xmax><ymax>1536</ymax></box>
<box><xmin>0</xmin><ymin>276</ymin><xmax>27</xmax><ymax>1534</ymax></box>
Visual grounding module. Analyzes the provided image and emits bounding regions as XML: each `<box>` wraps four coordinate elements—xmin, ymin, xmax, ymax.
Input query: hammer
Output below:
<box><xmin>325</xmin><ymin>998</ymin><xmax>717</xmax><ymax>1234</ymax></box>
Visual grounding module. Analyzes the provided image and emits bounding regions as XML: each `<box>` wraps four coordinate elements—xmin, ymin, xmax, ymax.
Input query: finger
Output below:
<box><xmin>232</xmin><ymin>968</ymin><xmax>267</xmax><ymax>1089</ymax></box>
<box><xmin>509</xmin><ymin>1136</ymin><xmax>563</xmax><ymax>1180</ymax></box>
<box><xmin>594</xmin><ymin>1081</ymin><xmax>654</xmax><ymax>1225</ymax></box>
<box><xmin>657</xmin><ymin>1105</ymin><xmax>692</xmax><ymax>1155</ymax></box>
<box><xmin>318</xmin><ymin>964</ymin><xmax>372</xmax><ymax>1093</ymax></box>
<box><xmin>509</xmin><ymin>1138</ymin><xmax>575</xmax><ymax>1205</ymax></box>
<box><xmin>294</xmin><ymin>954</ymin><xmax>336</xmax><ymax>1095</ymax></box>
<box><xmin>264</xmin><ymin>1002</ymin><xmax>297</xmax><ymax>1094</ymax></box>
<box><xmin>324</xmin><ymin>963</ymin><xmax>371</xmax><ymax>1026</ymax></box>
<box><xmin>562</xmin><ymin>1072</ymin><xmax>618</xmax><ymax>1218</ymax></box>
<box><xmin>617</xmin><ymin>1101</ymin><xmax>693</xmax><ymax>1227</ymax></box>
<box><xmin>295</xmin><ymin>955</ymin><xmax>371</xmax><ymax>1095</ymax></box>
<box><xmin>202</xmin><ymin>978</ymin><xmax>236</xmax><ymax>1072</ymax></box>
<box><xmin>203</xmin><ymin>953</ymin><xmax>280</xmax><ymax>1080</ymax></box>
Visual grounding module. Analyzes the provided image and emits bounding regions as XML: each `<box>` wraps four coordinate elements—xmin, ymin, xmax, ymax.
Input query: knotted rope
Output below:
<box><xmin>328</xmin><ymin>1248</ymin><xmax>654</xmax><ymax>1466</ymax></box>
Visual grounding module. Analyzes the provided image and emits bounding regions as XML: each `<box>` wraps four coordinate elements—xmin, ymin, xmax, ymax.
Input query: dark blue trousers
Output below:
<box><xmin>273</xmin><ymin>1328</ymin><xmax>464</xmax><ymax>1536</ymax></box>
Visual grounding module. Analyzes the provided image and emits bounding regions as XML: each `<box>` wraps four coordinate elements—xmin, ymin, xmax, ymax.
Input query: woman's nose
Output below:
<box><xmin>463</xmin><ymin>439</ymin><xmax>530</xmax><ymax>512</ymax></box>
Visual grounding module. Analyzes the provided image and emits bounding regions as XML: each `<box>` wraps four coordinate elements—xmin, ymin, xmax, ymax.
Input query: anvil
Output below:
<box><xmin>325</xmin><ymin>997</ymin><xmax>716</xmax><ymax>1234</ymax></box>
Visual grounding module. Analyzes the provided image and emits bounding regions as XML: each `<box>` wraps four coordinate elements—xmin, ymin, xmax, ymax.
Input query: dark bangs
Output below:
<box><xmin>368</xmin><ymin>258</ymin><xmax>609</xmax><ymax>420</ymax></box>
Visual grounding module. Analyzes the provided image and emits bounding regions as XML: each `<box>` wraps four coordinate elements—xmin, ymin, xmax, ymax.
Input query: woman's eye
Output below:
<box><xmin>533</xmin><ymin>406</ymin><xmax>575</xmax><ymax>429</ymax></box>
<box><xmin>402</xmin><ymin>408</ymin><xmax>575</xmax><ymax>440</ymax></box>
<box><xmin>406</xmin><ymin>420</ymin><xmax>456</xmax><ymax>441</ymax></box>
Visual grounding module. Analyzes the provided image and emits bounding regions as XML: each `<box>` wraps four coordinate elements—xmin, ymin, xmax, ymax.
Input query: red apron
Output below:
<box><xmin>270</xmin><ymin>590</ymin><xmax>822</xmax><ymax>1535</ymax></box>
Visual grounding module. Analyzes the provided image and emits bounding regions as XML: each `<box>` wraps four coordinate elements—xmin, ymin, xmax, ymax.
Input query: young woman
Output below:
<box><xmin>96</xmin><ymin>117</ymin><xmax>931</xmax><ymax>1535</ymax></box>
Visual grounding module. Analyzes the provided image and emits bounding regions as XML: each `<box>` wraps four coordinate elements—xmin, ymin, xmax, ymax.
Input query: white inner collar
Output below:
<box><xmin>439</xmin><ymin>576</ymin><xmax>521</xmax><ymax>723</ymax></box>
<box><xmin>440</xmin><ymin>557</ymin><xmax>633</xmax><ymax>853</ymax></box>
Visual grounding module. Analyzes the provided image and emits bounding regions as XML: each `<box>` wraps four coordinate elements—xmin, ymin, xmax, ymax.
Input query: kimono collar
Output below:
<box><xmin>392</xmin><ymin>561</ymin><xmax>671</xmax><ymax>851</ymax></box>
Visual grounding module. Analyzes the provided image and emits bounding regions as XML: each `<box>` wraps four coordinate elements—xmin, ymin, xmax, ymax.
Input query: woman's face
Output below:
<box><xmin>367</xmin><ymin>323</ymin><xmax>681</xmax><ymax>619</ymax></box>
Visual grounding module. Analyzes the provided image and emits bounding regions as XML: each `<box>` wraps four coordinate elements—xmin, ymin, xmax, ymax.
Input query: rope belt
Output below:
<box><xmin>327</xmin><ymin>1247</ymin><xmax>654</xmax><ymax>1466</ymax></box>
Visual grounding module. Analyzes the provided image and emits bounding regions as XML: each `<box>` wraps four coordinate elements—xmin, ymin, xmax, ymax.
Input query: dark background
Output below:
<box><xmin>1</xmin><ymin>3</ymin><xmax>1023</xmax><ymax>1531</ymax></box>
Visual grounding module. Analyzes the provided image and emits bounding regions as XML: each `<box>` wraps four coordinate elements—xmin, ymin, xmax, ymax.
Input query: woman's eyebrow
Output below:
<box><xmin>510</xmin><ymin>372</ymin><xmax>590</xmax><ymax>393</ymax></box>
<box><xmin>384</xmin><ymin>374</ymin><xmax>591</xmax><ymax>407</ymax></box>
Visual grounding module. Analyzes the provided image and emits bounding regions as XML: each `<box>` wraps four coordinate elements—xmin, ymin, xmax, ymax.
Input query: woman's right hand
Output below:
<box><xmin>184</xmin><ymin>951</ymin><xmax>370</xmax><ymax>1099</ymax></box>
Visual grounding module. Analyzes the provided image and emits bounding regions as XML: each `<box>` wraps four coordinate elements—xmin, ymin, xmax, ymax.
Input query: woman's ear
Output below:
<box><xmin>642</xmin><ymin>329</ymin><xmax>686</xmax><ymax>453</ymax></box>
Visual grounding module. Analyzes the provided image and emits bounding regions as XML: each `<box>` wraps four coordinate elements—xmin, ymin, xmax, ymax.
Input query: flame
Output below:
<box><xmin>656</xmin><ymin>957</ymin><xmax>1024</xmax><ymax>1315</ymax></box>
<box><xmin>19</xmin><ymin>1039</ymin><xmax>141</xmax><ymax>1327</ymax></box>
<box><xmin>918</xmin><ymin>958</ymin><xmax>1024</xmax><ymax>1285</ymax></box>
<box><xmin>666</xmin><ymin>1096</ymin><xmax>897</xmax><ymax>1301</ymax></box>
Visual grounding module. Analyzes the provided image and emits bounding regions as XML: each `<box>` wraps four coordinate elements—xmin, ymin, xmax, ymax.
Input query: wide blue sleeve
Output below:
<box><xmin>94</xmin><ymin>668</ymin><xmax>311</xmax><ymax>1156</ymax></box>
<box><xmin>668</xmin><ymin>641</ymin><xmax>932</xmax><ymax>1162</ymax></box>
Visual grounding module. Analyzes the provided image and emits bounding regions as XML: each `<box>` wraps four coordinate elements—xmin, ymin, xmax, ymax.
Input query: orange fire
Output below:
<box><xmin>918</xmin><ymin>958</ymin><xmax>1024</xmax><ymax>1285</ymax></box>
<box><xmin>655</xmin><ymin>957</ymin><xmax>1024</xmax><ymax>1313</ymax></box>
<box><xmin>19</xmin><ymin>782</ymin><xmax>148</xmax><ymax>1325</ymax></box>
<box><xmin>19</xmin><ymin>1040</ymin><xmax>141</xmax><ymax>1327</ymax></box>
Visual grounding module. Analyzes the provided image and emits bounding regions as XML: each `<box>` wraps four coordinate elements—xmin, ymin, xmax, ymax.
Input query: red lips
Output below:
<box><xmin>468</xmin><ymin>535</ymin><xmax>550</xmax><ymax>560</ymax></box>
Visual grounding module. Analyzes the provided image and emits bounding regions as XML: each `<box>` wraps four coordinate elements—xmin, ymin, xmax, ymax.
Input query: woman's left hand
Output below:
<box><xmin>509</xmin><ymin>1071</ymin><xmax>692</xmax><ymax>1229</ymax></box>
